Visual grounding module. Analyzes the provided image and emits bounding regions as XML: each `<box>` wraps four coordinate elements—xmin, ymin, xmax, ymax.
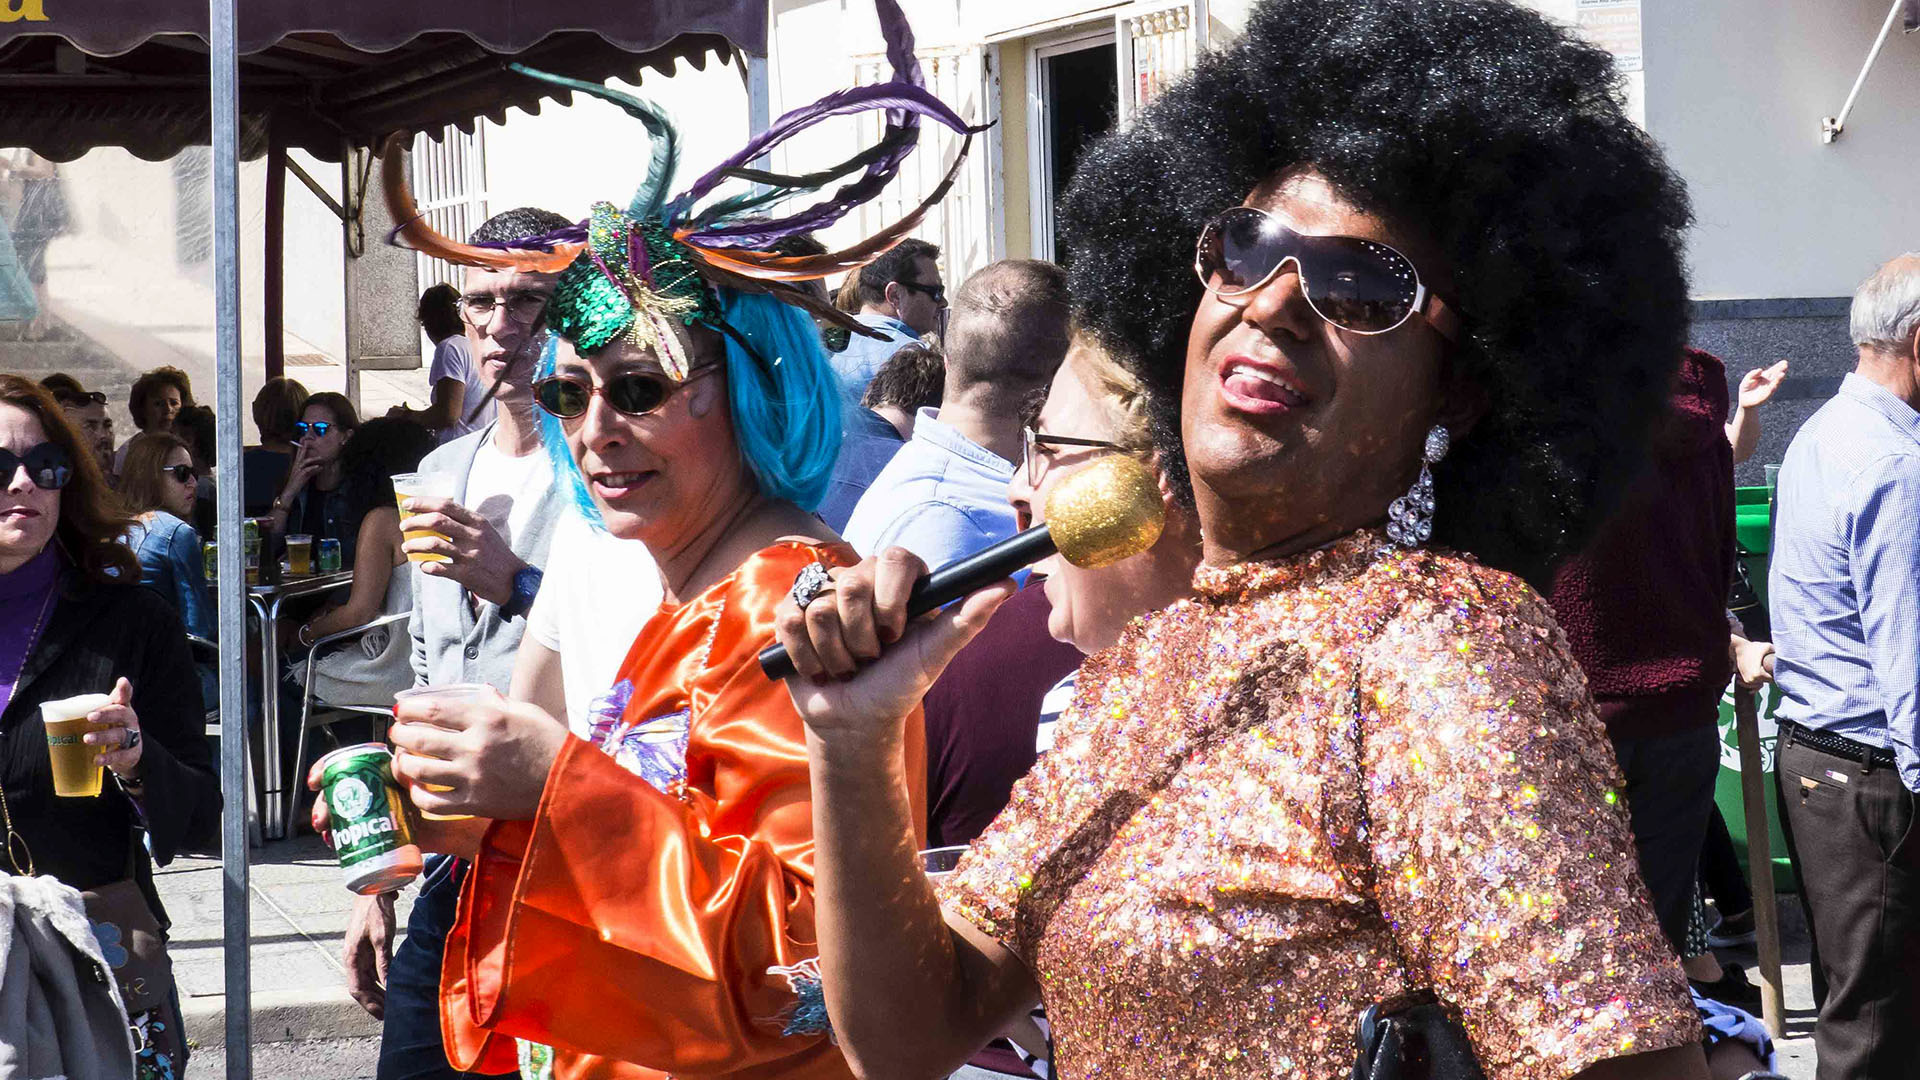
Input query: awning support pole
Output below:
<box><xmin>209</xmin><ymin>0</ymin><xmax>252</xmax><ymax>1077</ymax></box>
<box><xmin>1822</xmin><ymin>0</ymin><xmax>1906</xmax><ymax>143</ymax></box>
<box><xmin>265</xmin><ymin>118</ymin><xmax>287</xmax><ymax>381</ymax></box>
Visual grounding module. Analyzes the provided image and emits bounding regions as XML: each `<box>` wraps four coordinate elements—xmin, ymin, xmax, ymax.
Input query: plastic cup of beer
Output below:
<box><xmin>42</xmin><ymin>693</ymin><xmax>113</xmax><ymax>798</ymax></box>
<box><xmin>286</xmin><ymin>534</ymin><xmax>314</xmax><ymax>576</ymax></box>
<box><xmin>391</xmin><ymin>472</ymin><xmax>453</xmax><ymax>564</ymax></box>
<box><xmin>392</xmin><ymin>684</ymin><xmax>495</xmax><ymax>819</ymax></box>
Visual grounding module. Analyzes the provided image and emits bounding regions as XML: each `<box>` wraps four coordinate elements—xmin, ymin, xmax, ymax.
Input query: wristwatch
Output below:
<box><xmin>499</xmin><ymin>564</ymin><xmax>543</xmax><ymax>620</ymax></box>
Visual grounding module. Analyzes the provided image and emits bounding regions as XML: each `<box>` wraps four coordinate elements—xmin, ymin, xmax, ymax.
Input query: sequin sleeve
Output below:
<box><xmin>935</xmin><ymin>643</ymin><xmax>1114</xmax><ymax>965</ymax></box>
<box><xmin>1358</xmin><ymin>563</ymin><xmax>1699</xmax><ymax>1080</ymax></box>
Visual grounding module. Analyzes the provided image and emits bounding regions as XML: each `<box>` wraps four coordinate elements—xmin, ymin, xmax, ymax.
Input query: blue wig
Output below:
<box><xmin>715</xmin><ymin>289</ymin><xmax>843</xmax><ymax>511</ymax></box>
<box><xmin>533</xmin><ymin>292</ymin><xmax>844</xmax><ymax>521</ymax></box>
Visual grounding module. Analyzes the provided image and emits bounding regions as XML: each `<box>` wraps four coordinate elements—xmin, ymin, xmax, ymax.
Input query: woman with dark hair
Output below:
<box><xmin>267</xmin><ymin>390</ymin><xmax>360</xmax><ymax>561</ymax></box>
<box><xmin>290</xmin><ymin>416</ymin><xmax>436</xmax><ymax>708</ymax></box>
<box><xmin>115</xmin><ymin>365</ymin><xmax>195</xmax><ymax>479</ymax></box>
<box><xmin>120</xmin><ymin>431</ymin><xmax>217</xmax><ymax>705</ymax></box>
<box><xmin>771</xmin><ymin>2</ymin><xmax>1719</xmax><ymax>1078</ymax></box>
<box><xmin>244</xmin><ymin>375</ymin><xmax>309</xmax><ymax>515</ymax></box>
<box><xmin>0</xmin><ymin>374</ymin><xmax>219</xmax><ymax>1079</ymax></box>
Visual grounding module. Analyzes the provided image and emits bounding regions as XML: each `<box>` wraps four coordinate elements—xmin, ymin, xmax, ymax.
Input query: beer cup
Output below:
<box><xmin>42</xmin><ymin>693</ymin><xmax>113</xmax><ymax>798</ymax></box>
<box><xmin>286</xmin><ymin>534</ymin><xmax>313</xmax><ymax>576</ymax></box>
<box><xmin>392</xmin><ymin>684</ymin><xmax>495</xmax><ymax>819</ymax></box>
<box><xmin>391</xmin><ymin>472</ymin><xmax>453</xmax><ymax>564</ymax></box>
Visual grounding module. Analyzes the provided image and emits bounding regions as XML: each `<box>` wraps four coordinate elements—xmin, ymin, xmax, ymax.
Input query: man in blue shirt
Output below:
<box><xmin>829</xmin><ymin>237</ymin><xmax>944</xmax><ymax>401</ymax></box>
<box><xmin>843</xmin><ymin>260</ymin><xmax>1070</xmax><ymax>571</ymax></box>
<box><xmin>1768</xmin><ymin>252</ymin><xmax>1920</xmax><ymax>1080</ymax></box>
<box><xmin>818</xmin><ymin>344</ymin><xmax>945</xmax><ymax>531</ymax></box>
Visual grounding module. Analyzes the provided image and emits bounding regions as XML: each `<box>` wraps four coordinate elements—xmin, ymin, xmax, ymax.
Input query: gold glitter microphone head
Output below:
<box><xmin>1043</xmin><ymin>454</ymin><xmax>1167</xmax><ymax>569</ymax></box>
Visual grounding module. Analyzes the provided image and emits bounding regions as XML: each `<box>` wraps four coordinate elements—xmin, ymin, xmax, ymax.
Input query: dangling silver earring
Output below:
<box><xmin>1387</xmin><ymin>425</ymin><xmax>1449</xmax><ymax>549</ymax></box>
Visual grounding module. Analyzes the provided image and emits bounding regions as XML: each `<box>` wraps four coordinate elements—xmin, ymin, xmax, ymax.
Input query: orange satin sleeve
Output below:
<box><xmin>442</xmin><ymin>542</ymin><xmax>927</xmax><ymax>1080</ymax></box>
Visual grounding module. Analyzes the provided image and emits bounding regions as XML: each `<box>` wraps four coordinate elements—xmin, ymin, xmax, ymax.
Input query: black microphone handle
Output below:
<box><xmin>758</xmin><ymin>524</ymin><xmax>1057</xmax><ymax>680</ymax></box>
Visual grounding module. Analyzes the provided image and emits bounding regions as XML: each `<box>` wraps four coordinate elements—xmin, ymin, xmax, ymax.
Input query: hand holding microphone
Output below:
<box><xmin>763</xmin><ymin>454</ymin><xmax>1167</xmax><ymax>684</ymax></box>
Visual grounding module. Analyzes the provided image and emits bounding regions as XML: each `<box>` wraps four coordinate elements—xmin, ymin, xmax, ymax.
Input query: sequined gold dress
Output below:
<box><xmin>940</xmin><ymin>531</ymin><xmax>1698</xmax><ymax>1080</ymax></box>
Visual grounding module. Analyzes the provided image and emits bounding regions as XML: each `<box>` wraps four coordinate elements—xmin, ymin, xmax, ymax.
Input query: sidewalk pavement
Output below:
<box><xmin>156</xmin><ymin>834</ymin><xmax>416</xmax><ymax>1067</ymax></box>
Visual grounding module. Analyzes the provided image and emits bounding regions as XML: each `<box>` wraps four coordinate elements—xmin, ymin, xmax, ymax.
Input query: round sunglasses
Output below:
<box><xmin>1194</xmin><ymin>206</ymin><xmax>1459</xmax><ymax>340</ymax></box>
<box><xmin>0</xmin><ymin>442</ymin><xmax>74</xmax><ymax>490</ymax></box>
<box><xmin>294</xmin><ymin>420</ymin><xmax>335</xmax><ymax>438</ymax></box>
<box><xmin>533</xmin><ymin>366</ymin><xmax>717</xmax><ymax>420</ymax></box>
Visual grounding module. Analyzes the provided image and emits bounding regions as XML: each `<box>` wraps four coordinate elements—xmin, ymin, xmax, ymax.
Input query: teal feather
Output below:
<box><xmin>506</xmin><ymin>63</ymin><xmax>679</xmax><ymax>220</ymax></box>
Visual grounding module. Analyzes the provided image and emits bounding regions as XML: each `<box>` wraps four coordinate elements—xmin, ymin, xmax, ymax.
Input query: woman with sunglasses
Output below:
<box><xmin>306</xmin><ymin>13</ymin><xmax>984</xmax><ymax>1062</ymax></box>
<box><xmin>267</xmin><ymin>391</ymin><xmax>360</xmax><ymax>561</ymax></box>
<box><xmin>0</xmin><ymin>376</ymin><xmax>218</xmax><ymax>1079</ymax></box>
<box><xmin>120</xmin><ymin>431</ymin><xmax>217</xmax><ymax>706</ymax></box>
<box><xmin>769</xmin><ymin>1</ymin><xmax>1721</xmax><ymax>1078</ymax></box>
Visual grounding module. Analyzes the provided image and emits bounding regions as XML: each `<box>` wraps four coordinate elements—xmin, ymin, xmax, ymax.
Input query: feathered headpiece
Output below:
<box><xmin>382</xmin><ymin>0</ymin><xmax>983</xmax><ymax>380</ymax></box>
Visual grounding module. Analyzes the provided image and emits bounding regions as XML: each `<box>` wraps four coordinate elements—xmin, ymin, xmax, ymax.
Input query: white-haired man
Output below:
<box><xmin>1768</xmin><ymin>252</ymin><xmax>1920</xmax><ymax>1079</ymax></box>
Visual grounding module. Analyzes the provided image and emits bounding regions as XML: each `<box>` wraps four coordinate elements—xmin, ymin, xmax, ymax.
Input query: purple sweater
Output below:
<box><xmin>0</xmin><ymin>546</ymin><xmax>59</xmax><ymax>718</ymax></box>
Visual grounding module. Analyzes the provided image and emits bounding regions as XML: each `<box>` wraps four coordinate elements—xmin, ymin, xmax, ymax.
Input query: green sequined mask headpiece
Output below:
<box><xmin>545</xmin><ymin>203</ymin><xmax>722</xmax><ymax>381</ymax></box>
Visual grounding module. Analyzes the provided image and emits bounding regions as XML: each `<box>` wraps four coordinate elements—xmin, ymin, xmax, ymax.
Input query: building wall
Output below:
<box><xmin>1643</xmin><ymin>0</ymin><xmax>1920</xmax><ymax>302</ymax></box>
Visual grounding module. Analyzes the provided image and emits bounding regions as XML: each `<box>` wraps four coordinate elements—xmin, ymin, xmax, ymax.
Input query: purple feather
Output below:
<box><xmin>466</xmin><ymin>222</ymin><xmax>589</xmax><ymax>253</ymax></box>
<box><xmin>679</xmin><ymin>83</ymin><xmax>978</xmax><ymax>247</ymax></box>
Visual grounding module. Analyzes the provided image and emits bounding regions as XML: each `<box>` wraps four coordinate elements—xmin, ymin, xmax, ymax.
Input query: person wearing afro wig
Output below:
<box><xmin>769</xmin><ymin>1</ymin><xmax>1727</xmax><ymax>1078</ymax></box>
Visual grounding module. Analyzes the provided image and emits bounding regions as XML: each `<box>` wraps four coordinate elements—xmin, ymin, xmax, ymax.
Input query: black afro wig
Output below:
<box><xmin>1057</xmin><ymin>0</ymin><xmax>1692</xmax><ymax>586</ymax></box>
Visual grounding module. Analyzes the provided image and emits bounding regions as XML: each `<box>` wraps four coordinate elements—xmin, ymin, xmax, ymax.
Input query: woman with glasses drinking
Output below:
<box><xmin>0</xmin><ymin>376</ymin><xmax>218</xmax><ymax>1080</ymax></box>
<box><xmin>120</xmin><ymin>431</ymin><xmax>217</xmax><ymax>706</ymax></box>
<box><xmin>767</xmin><ymin>1</ymin><xmax>1724</xmax><ymax>1078</ymax></box>
<box><xmin>267</xmin><ymin>391</ymin><xmax>360</xmax><ymax>562</ymax></box>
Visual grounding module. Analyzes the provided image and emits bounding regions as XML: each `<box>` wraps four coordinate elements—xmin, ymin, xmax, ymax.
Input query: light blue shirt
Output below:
<box><xmin>842</xmin><ymin>407</ymin><xmax>1019</xmax><ymax>573</ymax></box>
<box><xmin>828</xmin><ymin>313</ymin><xmax>918</xmax><ymax>403</ymax></box>
<box><xmin>1769</xmin><ymin>372</ymin><xmax>1920</xmax><ymax>792</ymax></box>
<box><xmin>816</xmin><ymin>407</ymin><xmax>905</xmax><ymax>533</ymax></box>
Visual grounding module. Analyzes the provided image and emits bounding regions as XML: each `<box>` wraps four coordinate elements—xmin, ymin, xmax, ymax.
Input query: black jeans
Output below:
<box><xmin>1777</xmin><ymin>733</ymin><xmax>1920</xmax><ymax>1080</ymax></box>
<box><xmin>376</xmin><ymin>856</ymin><xmax>513</xmax><ymax>1080</ymax></box>
<box><xmin>1610</xmin><ymin>725</ymin><xmax>1722</xmax><ymax>957</ymax></box>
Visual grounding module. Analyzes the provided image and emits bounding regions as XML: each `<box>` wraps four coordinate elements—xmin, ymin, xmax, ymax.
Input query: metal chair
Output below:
<box><xmin>282</xmin><ymin>611</ymin><xmax>411</xmax><ymax>830</ymax></box>
<box><xmin>186</xmin><ymin>633</ymin><xmax>262</xmax><ymax>848</ymax></box>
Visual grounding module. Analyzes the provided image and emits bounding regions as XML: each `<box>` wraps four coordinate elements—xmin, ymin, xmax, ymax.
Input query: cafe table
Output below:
<box><xmin>247</xmin><ymin>568</ymin><xmax>353</xmax><ymax>839</ymax></box>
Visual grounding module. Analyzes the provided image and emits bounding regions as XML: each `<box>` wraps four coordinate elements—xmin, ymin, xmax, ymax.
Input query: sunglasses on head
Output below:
<box><xmin>294</xmin><ymin>421</ymin><xmax>333</xmax><ymax>438</ymax></box>
<box><xmin>0</xmin><ymin>442</ymin><xmax>73</xmax><ymax>490</ymax></box>
<box><xmin>533</xmin><ymin>366</ymin><xmax>717</xmax><ymax>420</ymax></box>
<box><xmin>161</xmin><ymin>464</ymin><xmax>196</xmax><ymax>483</ymax></box>
<box><xmin>1194</xmin><ymin>207</ymin><xmax>1459</xmax><ymax>340</ymax></box>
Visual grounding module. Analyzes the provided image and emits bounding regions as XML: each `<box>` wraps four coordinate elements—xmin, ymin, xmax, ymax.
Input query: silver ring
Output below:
<box><xmin>124</xmin><ymin>728</ymin><xmax>140</xmax><ymax>750</ymax></box>
<box><xmin>789</xmin><ymin>562</ymin><xmax>833</xmax><ymax>611</ymax></box>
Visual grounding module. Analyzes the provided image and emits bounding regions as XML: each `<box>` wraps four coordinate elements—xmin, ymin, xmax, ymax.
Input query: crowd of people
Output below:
<box><xmin>2</xmin><ymin>0</ymin><xmax>1917</xmax><ymax>1078</ymax></box>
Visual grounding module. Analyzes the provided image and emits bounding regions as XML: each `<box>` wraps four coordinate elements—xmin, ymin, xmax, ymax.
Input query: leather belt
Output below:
<box><xmin>1779</xmin><ymin>719</ymin><xmax>1896</xmax><ymax>768</ymax></box>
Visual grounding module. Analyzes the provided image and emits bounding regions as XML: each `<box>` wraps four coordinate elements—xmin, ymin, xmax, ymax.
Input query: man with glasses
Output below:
<box><xmin>829</xmin><ymin>236</ymin><xmax>944</xmax><ymax>401</ymax></box>
<box><xmin>46</xmin><ymin>382</ymin><xmax>113</xmax><ymax>479</ymax></box>
<box><xmin>843</xmin><ymin>259</ymin><xmax>1070</xmax><ymax>573</ymax></box>
<box><xmin>343</xmin><ymin>207</ymin><xmax>574</xmax><ymax>1080</ymax></box>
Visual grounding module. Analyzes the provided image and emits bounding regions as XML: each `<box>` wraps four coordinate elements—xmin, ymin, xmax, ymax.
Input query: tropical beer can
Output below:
<box><xmin>316</xmin><ymin>744</ymin><xmax>423</xmax><ymax>895</ymax></box>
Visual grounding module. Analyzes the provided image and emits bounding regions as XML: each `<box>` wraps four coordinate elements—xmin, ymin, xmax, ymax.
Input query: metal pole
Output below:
<box><xmin>1734</xmin><ymin>687</ymin><xmax>1785</xmax><ymax>1038</ymax></box>
<box><xmin>209</xmin><ymin>0</ymin><xmax>251</xmax><ymax>1076</ymax></box>
<box><xmin>1822</xmin><ymin>0</ymin><xmax>1905</xmax><ymax>143</ymax></box>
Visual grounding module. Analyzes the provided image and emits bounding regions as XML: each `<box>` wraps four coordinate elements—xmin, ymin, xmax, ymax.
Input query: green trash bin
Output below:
<box><xmin>1714</xmin><ymin>484</ymin><xmax>1798</xmax><ymax>894</ymax></box>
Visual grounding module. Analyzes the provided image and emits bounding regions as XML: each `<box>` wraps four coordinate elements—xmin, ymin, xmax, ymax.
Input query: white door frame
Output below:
<box><xmin>1025</xmin><ymin>24</ymin><xmax>1118</xmax><ymax>263</ymax></box>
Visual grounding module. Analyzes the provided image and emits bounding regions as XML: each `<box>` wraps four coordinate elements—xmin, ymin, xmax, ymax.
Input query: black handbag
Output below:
<box><xmin>1352</xmin><ymin>994</ymin><xmax>1488</xmax><ymax>1080</ymax></box>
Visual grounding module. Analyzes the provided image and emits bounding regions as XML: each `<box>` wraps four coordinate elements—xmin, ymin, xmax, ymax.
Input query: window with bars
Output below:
<box><xmin>408</xmin><ymin>125</ymin><xmax>490</xmax><ymax>291</ymax></box>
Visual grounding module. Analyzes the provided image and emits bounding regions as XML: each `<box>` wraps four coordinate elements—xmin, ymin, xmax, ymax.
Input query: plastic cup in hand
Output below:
<box><xmin>921</xmin><ymin>845</ymin><xmax>969</xmax><ymax>883</ymax></box>
<box><xmin>391</xmin><ymin>472</ymin><xmax>453</xmax><ymax>564</ymax></box>
<box><xmin>392</xmin><ymin>684</ymin><xmax>494</xmax><ymax>819</ymax></box>
<box><xmin>42</xmin><ymin>694</ymin><xmax>113</xmax><ymax>798</ymax></box>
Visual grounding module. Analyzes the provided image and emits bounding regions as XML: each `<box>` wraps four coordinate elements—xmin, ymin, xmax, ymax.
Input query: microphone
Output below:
<box><xmin>759</xmin><ymin>454</ymin><xmax>1167</xmax><ymax>680</ymax></box>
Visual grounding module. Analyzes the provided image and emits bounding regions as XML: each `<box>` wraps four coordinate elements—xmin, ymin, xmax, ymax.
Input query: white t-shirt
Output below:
<box><xmin>463</xmin><ymin>436</ymin><xmax>547</xmax><ymax>554</ymax></box>
<box><xmin>526</xmin><ymin>509</ymin><xmax>664</xmax><ymax>735</ymax></box>
<box><xmin>427</xmin><ymin>334</ymin><xmax>495</xmax><ymax>443</ymax></box>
